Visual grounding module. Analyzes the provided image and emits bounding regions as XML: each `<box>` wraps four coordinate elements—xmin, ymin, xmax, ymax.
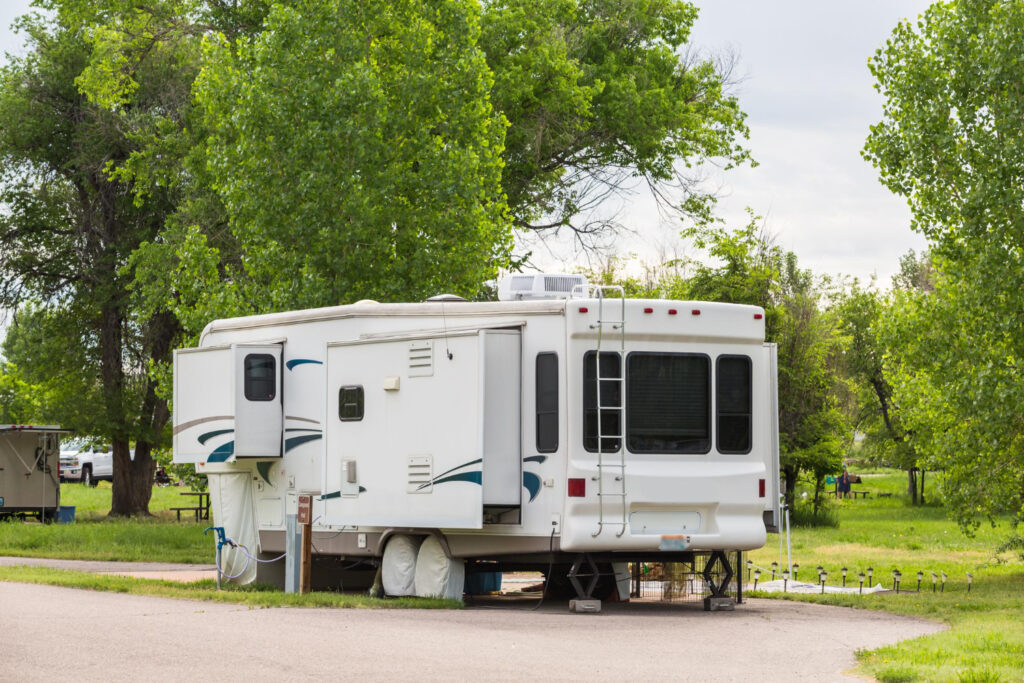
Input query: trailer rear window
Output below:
<box><xmin>536</xmin><ymin>353</ymin><xmax>558</xmax><ymax>453</ymax></box>
<box><xmin>339</xmin><ymin>386</ymin><xmax>364</xmax><ymax>421</ymax></box>
<box><xmin>717</xmin><ymin>356</ymin><xmax>752</xmax><ymax>454</ymax></box>
<box><xmin>583</xmin><ymin>351</ymin><xmax>621</xmax><ymax>452</ymax></box>
<box><xmin>244</xmin><ymin>354</ymin><xmax>276</xmax><ymax>401</ymax></box>
<box><xmin>626</xmin><ymin>353</ymin><xmax>710</xmax><ymax>454</ymax></box>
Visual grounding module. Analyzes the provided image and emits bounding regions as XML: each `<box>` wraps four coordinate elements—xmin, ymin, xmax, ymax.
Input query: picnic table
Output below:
<box><xmin>171</xmin><ymin>491</ymin><xmax>210</xmax><ymax>522</ymax></box>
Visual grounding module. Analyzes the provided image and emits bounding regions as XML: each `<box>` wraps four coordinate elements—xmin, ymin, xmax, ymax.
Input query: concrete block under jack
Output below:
<box><xmin>704</xmin><ymin>596</ymin><xmax>735</xmax><ymax>612</ymax></box>
<box><xmin>569</xmin><ymin>599</ymin><xmax>602</xmax><ymax>614</ymax></box>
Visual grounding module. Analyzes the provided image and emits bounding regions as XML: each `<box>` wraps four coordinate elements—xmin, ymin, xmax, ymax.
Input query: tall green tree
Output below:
<box><xmin>0</xmin><ymin>11</ymin><xmax>181</xmax><ymax>515</ymax></box>
<box><xmin>834</xmin><ymin>282</ymin><xmax>923</xmax><ymax>502</ymax></box>
<box><xmin>865</xmin><ymin>0</ymin><xmax>1024</xmax><ymax>531</ymax></box>
<box><xmin>480</xmin><ymin>0</ymin><xmax>751</xmax><ymax>237</ymax></box>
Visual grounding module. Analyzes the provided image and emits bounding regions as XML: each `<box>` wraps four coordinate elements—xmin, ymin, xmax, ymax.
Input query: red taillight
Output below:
<box><xmin>667</xmin><ymin>308</ymin><xmax>677</xmax><ymax>315</ymax></box>
<box><xmin>643</xmin><ymin>307</ymin><xmax>653</xmax><ymax>314</ymax></box>
<box><xmin>568</xmin><ymin>478</ymin><xmax>586</xmax><ymax>497</ymax></box>
<box><xmin>754</xmin><ymin>313</ymin><xmax>763</xmax><ymax>320</ymax></box>
<box><xmin>758</xmin><ymin>478</ymin><xmax>766</xmax><ymax>498</ymax></box>
<box><xmin>691</xmin><ymin>309</ymin><xmax>701</xmax><ymax>316</ymax></box>
<box><xmin>578</xmin><ymin>306</ymin><xmax>589</xmax><ymax>313</ymax></box>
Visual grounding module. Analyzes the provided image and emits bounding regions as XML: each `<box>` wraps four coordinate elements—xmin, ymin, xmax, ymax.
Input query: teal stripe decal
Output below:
<box><xmin>284</xmin><ymin>434</ymin><xmax>322</xmax><ymax>452</ymax></box>
<box><xmin>523</xmin><ymin>472</ymin><xmax>542</xmax><ymax>502</ymax></box>
<box><xmin>198</xmin><ymin>429</ymin><xmax>234</xmax><ymax>445</ymax></box>
<box><xmin>523</xmin><ymin>455</ymin><xmax>548</xmax><ymax>464</ymax></box>
<box><xmin>431</xmin><ymin>471</ymin><xmax>482</xmax><ymax>487</ymax></box>
<box><xmin>256</xmin><ymin>461</ymin><xmax>274</xmax><ymax>485</ymax></box>
<box><xmin>207</xmin><ymin>441</ymin><xmax>234</xmax><ymax>462</ymax></box>
<box><xmin>286</xmin><ymin>359</ymin><xmax>323</xmax><ymax>370</ymax></box>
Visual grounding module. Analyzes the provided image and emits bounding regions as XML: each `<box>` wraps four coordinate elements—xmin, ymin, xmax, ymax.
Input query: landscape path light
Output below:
<box><xmin>867</xmin><ymin>567</ymin><xmax>873</xmax><ymax>586</ymax></box>
<box><xmin>916</xmin><ymin>570</ymin><xmax>923</xmax><ymax>592</ymax></box>
<box><xmin>967</xmin><ymin>572</ymin><xmax>973</xmax><ymax>593</ymax></box>
<box><xmin>841</xmin><ymin>566</ymin><xmax>848</xmax><ymax>587</ymax></box>
<box><xmin>771</xmin><ymin>561</ymin><xmax>778</xmax><ymax>581</ymax></box>
<box><xmin>858</xmin><ymin>571</ymin><xmax>865</xmax><ymax>595</ymax></box>
<box><xmin>931</xmin><ymin>571</ymin><xmax>938</xmax><ymax>592</ymax></box>
<box><xmin>820</xmin><ymin>570</ymin><xmax>828</xmax><ymax>594</ymax></box>
<box><xmin>893</xmin><ymin>569</ymin><xmax>902</xmax><ymax>594</ymax></box>
<box><xmin>753</xmin><ymin>568</ymin><xmax>761</xmax><ymax>591</ymax></box>
<box><xmin>941</xmin><ymin>571</ymin><xmax>947</xmax><ymax>593</ymax></box>
<box><xmin>782</xmin><ymin>569</ymin><xmax>789</xmax><ymax>593</ymax></box>
<box><xmin>746</xmin><ymin>559</ymin><xmax>753</xmax><ymax>581</ymax></box>
<box><xmin>792</xmin><ymin>563</ymin><xmax>799</xmax><ymax>582</ymax></box>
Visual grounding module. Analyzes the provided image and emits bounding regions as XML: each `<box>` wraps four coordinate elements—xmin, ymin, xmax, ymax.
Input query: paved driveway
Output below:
<box><xmin>0</xmin><ymin>582</ymin><xmax>942</xmax><ymax>681</ymax></box>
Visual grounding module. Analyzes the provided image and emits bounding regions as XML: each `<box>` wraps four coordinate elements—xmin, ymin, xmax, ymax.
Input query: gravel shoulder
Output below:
<box><xmin>0</xmin><ymin>581</ymin><xmax>943</xmax><ymax>681</ymax></box>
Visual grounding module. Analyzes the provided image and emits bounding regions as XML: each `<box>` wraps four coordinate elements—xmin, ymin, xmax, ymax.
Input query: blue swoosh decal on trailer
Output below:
<box><xmin>523</xmin><ymin>455</ymin><xmax>548</xmax><ymax>464</ymax></box>
<box><xmin>256</xmin><ymin>461</ymin><xmax>274</xmax><ymax>485</ymax></box>
<box><xmin>319</xmin><ymin>487</ymin><xmax>366</xmax><ymax>500</ymax></box>
<box><xmin>522</xmin><ymin>472</ymin><xmax>542</xmax><ymax>502</ymax></box>
<box><xmin>198</xmin><ymin>429</ymin><xmax>234</xmax><ymax>445</ymax></box>
<box><xmin>284</xmin><ymin>434</ymin><xmax>322</xmax><ymax>452</ymax></box>
<box><xmin>207</xmin><ymin>441</ymin><xmax>234</xmax><ymax>462</ymax></box>
<box><xmin>286</xmin><ymin>359</ymin><xmax>323</xmax><ymax>370</ymax></box>
<box><xmin>431</xmin><ymin>471</ymin><xmax>482</xmax><ymax>487</ymax></box>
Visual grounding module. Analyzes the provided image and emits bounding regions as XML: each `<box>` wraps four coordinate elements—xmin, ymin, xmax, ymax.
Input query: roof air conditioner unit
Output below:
<box><xmin>497</xmin><ymin>273</ymin><xmax>588</xmax><ymax>301</ymax></box>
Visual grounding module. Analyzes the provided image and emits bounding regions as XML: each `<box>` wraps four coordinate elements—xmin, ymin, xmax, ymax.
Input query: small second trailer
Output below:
<box><xmin>173</xmin><ymin>275</ymin><xmax>781</xmax><ymax>608</ymax></box>
<box><xmin>0</xmin><ymin>425</ymin><xmax>71</xmax><ymax>521</ymax></box>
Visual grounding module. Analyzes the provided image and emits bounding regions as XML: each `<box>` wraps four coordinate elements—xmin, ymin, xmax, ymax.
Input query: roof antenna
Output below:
<box><xmin>442</xmin><ymin>302</ymin><xmax>453</xmax><ymax>360</ymax></box>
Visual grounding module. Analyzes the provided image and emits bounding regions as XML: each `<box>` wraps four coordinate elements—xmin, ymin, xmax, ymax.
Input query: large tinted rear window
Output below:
<box><xmin>626</xmin><ymin>353</ymin><xmax>710</xmax><ymax>454</ymax></box>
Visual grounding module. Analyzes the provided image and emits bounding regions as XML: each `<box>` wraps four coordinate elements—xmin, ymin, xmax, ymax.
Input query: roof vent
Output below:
<box><xmin>497</xmin><ymin>273</ymin><xmax>588</xmax><ymax>301</ymax></box>
<box><xmin>424</xmin><ymin>294</ymin><xmax>468</xmax><ymax>302</ymax></box>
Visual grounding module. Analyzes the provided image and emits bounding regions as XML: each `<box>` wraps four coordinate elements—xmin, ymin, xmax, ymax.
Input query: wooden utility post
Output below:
<box><xmin>298</xmin><ymin>494</ymin><xmax>312</xmax><ymax>594</ymax></box>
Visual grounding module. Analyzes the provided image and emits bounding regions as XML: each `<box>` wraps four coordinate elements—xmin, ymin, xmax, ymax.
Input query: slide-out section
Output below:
<box><xmin>173</xmin><ymin>343</ymin><xmax>283</xmax><ymax>464</ymax></box>
<box><xmin>321</xmin><ymin>328</ymin><xmax>521</xmax><ymax>529</ymax></box>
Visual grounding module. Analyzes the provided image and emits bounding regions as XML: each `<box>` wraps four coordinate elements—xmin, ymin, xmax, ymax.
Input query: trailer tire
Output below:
<box><xmin>381</xmin><ymin>534</ymin><xmax>422</xmax><ymax>597</ymax></box>
<box><xmin>82</xmin><ymin>465</ymin><xmax>94</xmax><ymax>487</ymax></box>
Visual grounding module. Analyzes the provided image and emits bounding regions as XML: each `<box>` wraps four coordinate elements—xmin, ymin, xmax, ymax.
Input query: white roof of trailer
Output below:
<box><xmin>200</xmin><ymin>298</ymin><xmax>765</xmax><ymax>344</ymax></box>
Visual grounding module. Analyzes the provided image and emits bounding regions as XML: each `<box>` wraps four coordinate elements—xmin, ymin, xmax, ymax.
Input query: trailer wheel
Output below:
<box><xmin>82</xmin><ymin>465</ymin><xmax>95</xmax><ymax>487</ymax></box>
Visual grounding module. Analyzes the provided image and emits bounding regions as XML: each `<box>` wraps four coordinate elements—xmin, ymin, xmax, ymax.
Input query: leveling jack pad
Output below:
<box><xmin>569</xmin><ymin>599</ymin><xmax>602</xmax><ymax>614</ymax></box>
<box><xmin>704</xmin><ymin>597</ymin><xmax>735</xmax><ymax>612</ymax></box>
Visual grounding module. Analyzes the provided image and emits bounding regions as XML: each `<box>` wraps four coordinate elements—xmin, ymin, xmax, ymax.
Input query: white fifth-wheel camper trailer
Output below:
<box><xmin>173</xmin><ymin>275</ymin><xmax>780</xmax><ymax>605</ymax></box>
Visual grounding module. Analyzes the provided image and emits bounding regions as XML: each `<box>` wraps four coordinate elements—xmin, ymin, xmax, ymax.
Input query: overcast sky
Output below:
<box><xmin>0</xmin><ymin>0</ymin><xmax>932</xmax><ymax>286</ymax></box>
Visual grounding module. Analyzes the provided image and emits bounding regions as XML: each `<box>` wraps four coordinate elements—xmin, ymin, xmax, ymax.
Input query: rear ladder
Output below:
<box><xmin>589</xmin><ymin>286</ymin><xmax>627</xmax><ymax>537</ymax></box>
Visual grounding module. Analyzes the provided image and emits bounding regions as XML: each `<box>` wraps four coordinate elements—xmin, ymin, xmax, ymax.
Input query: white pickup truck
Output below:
<box><xmin>59</xmin><ymin>445</ymin><xmax>113</xmax><ymax>486</ymax></box>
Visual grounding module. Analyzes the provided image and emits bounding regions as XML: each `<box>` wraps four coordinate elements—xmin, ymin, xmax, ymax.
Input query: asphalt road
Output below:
<box><xmin>0</xmin><ymin>582</ymin><xmax>942</xmax><ymax>681</ymax></box>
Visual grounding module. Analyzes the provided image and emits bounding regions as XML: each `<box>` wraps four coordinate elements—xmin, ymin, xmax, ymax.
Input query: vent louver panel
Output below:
<box><xmin>407</xmin><ymin>455</ymin><xmax>433</xmax><ymax>493</ymax></box>
<box><xmin>408</xmin><ymin>341</ymin><xmax>433</xmax><ymax>377</ymax></box>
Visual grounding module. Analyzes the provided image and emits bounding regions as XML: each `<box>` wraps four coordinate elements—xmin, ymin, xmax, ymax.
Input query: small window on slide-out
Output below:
<box><xmin>536</xmin><ymin>353</ymin><xmax>558</xmax><ymax>452</ymax></box>
<box><xmin>339</xmin><ymin>385</ymin><xmax>364</xmax><ymax>421</ymax></box>
<box><xmin>716</xmin><ymin>355</ymin><xmax>752</xmax><ymax>454</ymax></box>
<box><xmin>244</xmin><ymin>354</ymin><xmax>276</xmax><ymax>401</ymax></box>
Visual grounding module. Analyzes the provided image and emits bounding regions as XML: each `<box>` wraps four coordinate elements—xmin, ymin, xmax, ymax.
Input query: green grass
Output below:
<box><xmin>749</xmin><ymin>469</ymin><xmax>1024</xmax><ymax>682</ymax></box>
<box><xmin>0</xmin><ymin>481</ymin><xmax>211</xmax><ymax>562</ymax></box>
<box><xmin>0</xmin><ymin>565</ymin><xmax>459</xmax><ymax>609</ymax></box>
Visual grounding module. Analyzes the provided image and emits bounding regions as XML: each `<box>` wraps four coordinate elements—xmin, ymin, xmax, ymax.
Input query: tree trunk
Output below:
<box><xmin>919</xmin><ymin>469</ymin><xmax>926</xmax><ymax>505</ymax></box>
<box><xmin>110</xmin><ymin>440</ymin><xmax>156</xmax><ymax>516</ymax></box>
<box><xmin>907</xmin><ymin>468</ymin><xmax>919</xmax><ymax>505</ymax></box>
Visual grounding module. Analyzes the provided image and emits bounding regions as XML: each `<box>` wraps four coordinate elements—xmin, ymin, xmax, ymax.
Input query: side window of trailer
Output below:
<box><xmin>583</xmin><ymin>351</ymin><xmax>622</xmax><ymax>452</ymax></box>
<box><xmin>626</xmin><ymin>352</ymin><xmax>710</xmax><ymax>454</ymax></box>
<box><xmin>243</xmin><ymin>354</ymin><xmax>276</xmax><ymax>401</ymax></box>
<box><xmin>716</xmin><ymin>355</ymin><xmax>752</xmax><ymax>454</ymax></box>
<box><xmin>536</xmin><ymin>353</ymin><xmax>558</xmax><ymax>453</ymax></box>
<box><xmin>338</xmin><ymin>385</ymin><xmax>364</xmax><ymax>421</ymax></box>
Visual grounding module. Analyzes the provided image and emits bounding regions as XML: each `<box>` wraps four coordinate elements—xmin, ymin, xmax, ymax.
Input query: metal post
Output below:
<box><xmin>285</xmin><ymin>512</ymin><xmax>300</xmax><ymax>593</ymax></box>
